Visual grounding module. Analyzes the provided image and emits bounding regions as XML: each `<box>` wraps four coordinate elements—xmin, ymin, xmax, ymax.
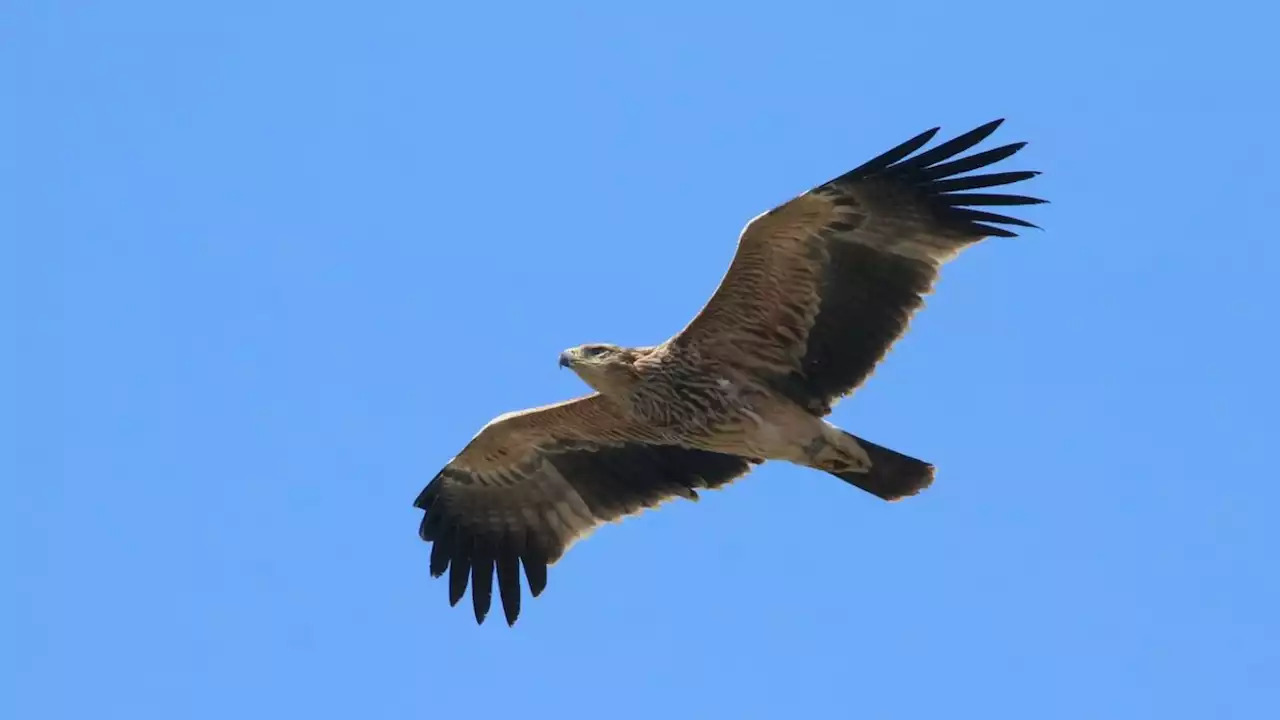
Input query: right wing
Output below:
<box><xmin>413</xmin><ymin>394</ymin><xmax>757</xmax><ymax>626</ymax></box>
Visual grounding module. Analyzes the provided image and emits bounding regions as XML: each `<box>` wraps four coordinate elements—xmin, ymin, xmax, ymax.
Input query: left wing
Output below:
<box><xmin>413</xmin><ymin>394</ymin><xmax>756</xmax><ymax>625</ymax></box>
<box><xmin>661</xmin><ymin>119</ymin><xmax>1045</xmax><ymax>415</ymax></box>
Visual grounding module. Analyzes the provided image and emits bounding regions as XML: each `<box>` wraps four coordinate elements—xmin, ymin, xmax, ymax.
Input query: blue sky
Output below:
<box><xmin>3</xmin><ymin>2</ymin><xmax>1278</xmax><ymax>718</ymax></box>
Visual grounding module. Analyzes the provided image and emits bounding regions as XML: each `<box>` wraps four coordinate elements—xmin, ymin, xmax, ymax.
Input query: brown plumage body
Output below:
<box><xmin>566</xmin><ymin>343</ymin><xmax>867</xmax><ymax>472</ymax></box>
<box><xmin>414</xmin><ymin>119</ymin><xmax>1046</xmax><ymax>625</ymax></box>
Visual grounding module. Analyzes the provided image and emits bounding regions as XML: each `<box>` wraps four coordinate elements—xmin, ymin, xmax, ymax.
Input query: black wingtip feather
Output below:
<box><xmin>890</xmin><ymin>118</ymin><xmax>1005</xmax><ymax>173</ymax></box>
<box><xmin>429</xmin><ymin>538</ymin><xmax>451</xmax><ymax>577</ymax></box>
<box><xmin>841</xmin><ymin>119</ymin><xmax>1044</xmax><ymax>238</ymax></box>
<box><xmin>931</xmin><ymin>171</ymin><xmax>1040</xmax><ymax>193</ymax></box>
<box><xmin>968</xmin><ymin>223</ymin><xmax>1021</xmax><ymax>238</ymax></box>
<box><xmin>523</xmin><ymin>556</ymin><xmax>548</xmax><ymax>598</ymax></box>
<box><xmin>448</xmin><ymin>545</ymin><xmax>471</xmax><ymax>606</ymax></box>
<box><xmin>412</xmin><ymin>483</ymin><xmax>432</xmax><ymax>509</ymax></box>
<box><xmin>920</xmin><ymin>142</ymin><xmax>1027</xmax><ymax>180</ymax></box>
<box><xmin>471</xmin><ymin>545</ymin><xmax>494</xmax><ymax>625</ymax></box>
<box><xmin>419</xmin><ymin>502</ymin><xmax>447</xmax><ymax>541</ymax></box>
<box><xmin>949</xmin><ymin>208</ymin><xmax>1040</xmax><ymax>229</ymax></box>
<box><xmin>845</xmin><ymin>126</ymin><xmax>941</xmax><ymax>177</ymax></box>
<box><xmin>942</xmin><ymin>192</ymin><xmax>1047</xmax><ymax>207</ymax></box>
<box><xmin>496</xmin><ymin>552</ymin><xmax>522</xmax><ymax>626</ymax></box>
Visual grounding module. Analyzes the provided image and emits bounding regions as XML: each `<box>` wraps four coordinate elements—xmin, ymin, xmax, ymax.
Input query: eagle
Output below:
<box><xmin>414</xmin><ymin>119</ymin><xmax>1044</xmax><ymax>626</ymax></box>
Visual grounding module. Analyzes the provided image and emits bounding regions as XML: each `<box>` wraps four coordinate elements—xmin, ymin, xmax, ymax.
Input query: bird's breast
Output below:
<box><xmin>629</xmin><ymin>368</ymin><xmax>766</xmax><ymax>438</ymax></box>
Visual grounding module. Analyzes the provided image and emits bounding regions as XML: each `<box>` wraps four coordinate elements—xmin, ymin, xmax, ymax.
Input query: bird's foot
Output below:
<box><xmin>805</xmin><ymin>437</ymin><xmax>870</xmax><ymax>474</ymax></box>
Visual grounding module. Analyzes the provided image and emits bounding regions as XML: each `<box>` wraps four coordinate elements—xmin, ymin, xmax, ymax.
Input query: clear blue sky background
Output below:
<box><xmin>3</xmin><ymin>2</ymin><xmax>1278</xmax><ymax>718</ymax></box>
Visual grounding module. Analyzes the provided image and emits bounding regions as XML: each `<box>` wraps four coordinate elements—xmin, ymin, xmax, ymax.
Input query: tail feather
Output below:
<box><xmin>831</xmin><ymin>433</ymin><xmax>935</xmax><ymax>501</ymax></box>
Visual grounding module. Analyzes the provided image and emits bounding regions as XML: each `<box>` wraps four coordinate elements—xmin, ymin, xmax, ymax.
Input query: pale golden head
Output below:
<box><xmin>558</xmin><ymin>343</ymin><xmax>643</xmax><ymax>395</ymax></box>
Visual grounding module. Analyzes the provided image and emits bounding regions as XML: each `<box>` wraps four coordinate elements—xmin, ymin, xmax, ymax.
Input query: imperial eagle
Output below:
<box><xmin>414</xmin><ymin>119</ymin><xmax>1045</xmax><ymax>625</ymax></box>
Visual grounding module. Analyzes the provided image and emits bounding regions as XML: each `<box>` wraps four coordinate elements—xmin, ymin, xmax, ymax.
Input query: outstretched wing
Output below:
<box><xmin>413</xmin><ymin>394</ymin><xmax>756</xmax><ymax>626</ymax></box>
<box><xmin>664</xmin><ymin>119</ymin><xmax>1045</xmax><ymax>415</ymax></box>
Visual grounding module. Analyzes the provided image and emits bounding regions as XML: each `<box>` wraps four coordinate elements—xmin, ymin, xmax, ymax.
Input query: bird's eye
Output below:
<box><xmin>585</xmin><ymin>346</ymin><xmax>608</xmax><ymax>357</ymax></box>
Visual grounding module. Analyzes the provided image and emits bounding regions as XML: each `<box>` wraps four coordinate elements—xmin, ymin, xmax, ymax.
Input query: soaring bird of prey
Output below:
<box><xmin>414</xmin><ymin>119</ymin><xmax>1045</xmax><ymax>626</ymax></box>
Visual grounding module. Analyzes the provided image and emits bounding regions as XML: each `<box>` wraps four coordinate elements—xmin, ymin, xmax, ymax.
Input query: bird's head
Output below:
<box><xmin>558</xmin><ymin>343</ymin><xmax>645</xmax><ymax>395</ymax></box>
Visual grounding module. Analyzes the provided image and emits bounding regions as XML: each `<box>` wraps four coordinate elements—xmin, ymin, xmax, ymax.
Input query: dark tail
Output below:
<box><xmin>831</xmin><ymin>433</ymin><xmax>935</xmax><ymax>501</ymax></box>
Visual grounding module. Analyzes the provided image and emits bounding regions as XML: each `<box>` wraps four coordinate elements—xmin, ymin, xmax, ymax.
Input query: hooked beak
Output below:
<box><xmin>558</xmin><ymin>351</ymin><xmax>573</xmax><ymax>369</ymax></box>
